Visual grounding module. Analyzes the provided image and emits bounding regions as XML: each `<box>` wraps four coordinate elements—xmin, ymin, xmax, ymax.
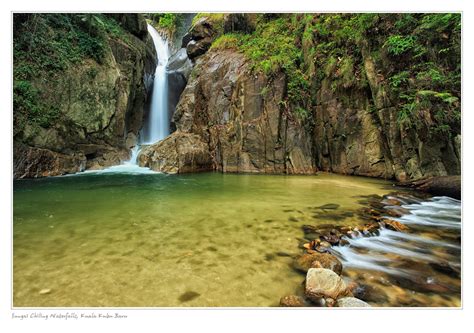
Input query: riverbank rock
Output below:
<box><xmin>293</xmin><ymin>253</ymin><xmax>343</xmax><ymax>275</ymax></box>
<box><xmin>305</xmin><ymin>268</ymin><xmax>349</xmax><ymax>302</ymax></box>
<box><xmin>14</xmin><ymin>143</ymin><xmax>86</xmax><ymax>178</ymax></box>
<box><xmin>399</xmin><ymin>176</ymin><xmax>461</xmax><ymax>199</ymax></box>
<box><xmin>137</xmin><ymin>131</ymin><xmax>213</xmax><ymax>173</ymax></box>
<box><xmin>336</xmin><ymin>297</ymin><xmax>371</xmax><ymax>307</ymax></box>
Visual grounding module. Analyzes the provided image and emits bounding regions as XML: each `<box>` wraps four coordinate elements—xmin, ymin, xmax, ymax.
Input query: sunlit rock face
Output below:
<box><xmin>169</xmin><ymin>48</ymin><xmax>315</xmax><ymax>175</ymax></box>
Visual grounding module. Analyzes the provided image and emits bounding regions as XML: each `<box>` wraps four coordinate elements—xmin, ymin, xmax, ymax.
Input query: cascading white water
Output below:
<box><xmin>331</xmin><ymin>196</ymin><xmax>461</xmax><ymax>277</ymax></box>
<box><xmin>79</xmin><ymin>24</ymin><xmax>171</xmax><ymax>175</ymax></box>
<box><xmin>145</xmin><ymin>23</ymin><xmax>170</xmax><ymax>144</ymax></box>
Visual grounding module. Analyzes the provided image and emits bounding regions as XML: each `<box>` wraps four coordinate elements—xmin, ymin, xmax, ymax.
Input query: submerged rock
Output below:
<box><xmin>178</xmin><ymin>291</ymin><xmax>201</xmax><ymax>302</ymax></box>
<box><xmin>279</xmin><ymin>295</ymin><xmax>309</xmax><ymax>307</ymax></box>
<box><xmin>336</xmin><ymin>297</ymin><xmax>371</xmax><ymax>307</ymax></box>
<box><xmin>382</xmin><ymin>219</ymin><xmax>408</xmax><ymax>232</ymax></box>
<box><xmin>293</xmin><ymin>253</ymin><xmax>343</xmax><ymax>275</ymax></box>
<box><xmin>316</xmin><ymin>203</ymin><xmax>340</xmax><ymax>211</ymax></box>
<box><xmin>305</xmin><ymin>268</ymin><xmax>348</xmax><ymax>302</ymax></box>
<box><xmin>429</xmin><ymin>262</ymin><xmax>461</xmax><ymax>279</ymax></box>
<box><xmin>352</xmin><ymin>283</ymin><xmax>389</xmax><ymax>304</ymax></box>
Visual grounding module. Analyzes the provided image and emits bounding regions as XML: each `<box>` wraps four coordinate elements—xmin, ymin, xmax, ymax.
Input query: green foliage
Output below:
<box><xmin>210</xmin><ymin>16</ymin><xmax>311</xmax><ymax>114</ymax></box>
<box><xmin>13</xmin><ymin>14</ymin><xmax>128</xmax><ymax>134</ymax></box>
<box><xmin>211</xmin><ymin>33</ymin><xmax>242</xmax><ymax>50</ymax></box>
<box><xmin>384</xmin><ymin>35</ymin><xmax>416</xmax><ymax>56</ymax></box>
<box><xmin>192</xmin><ymin>13</ymin><xmax>225</xmax><ymax>35</ymax></box>
<box><xmin>13</xmin><ymin>80</ymin><xmax>60</xmax><ymax>130</ymax></box>
<box><xmin>151</xmin><ymin>13</ymin><xmax>184</xmax><ymax>34</ymax></box>
<box><xmin>389</xmin><ymin>71</ymin><xmax>410</xmax><ymax>88</ymax></box>
<box><xmin>294</xmin><ymin>107</ymin><xmax>310</xmax><ymax>120</ymax></box>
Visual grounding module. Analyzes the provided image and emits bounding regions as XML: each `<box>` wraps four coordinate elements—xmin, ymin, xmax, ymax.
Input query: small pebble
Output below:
<box><xmin>39</xmin><ymin>289</ymin><xmax>51</xmax><ymax>295</ymax></box>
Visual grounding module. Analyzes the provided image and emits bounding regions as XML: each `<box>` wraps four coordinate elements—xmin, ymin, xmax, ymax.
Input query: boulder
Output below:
<box><xmin>352</xmin><ymin>283</ymin><xmax>389</xmax><ymax>303</ymax></box>
<box><xmin>305</xmin><ymin>268</ymin><xmax>349</xmax><ymax>302</ymax></box>
<box><xmin>293</xmin><ymin>253</ymin><xmax>343</xmax><ymax>275</ymax></box>
<box><xmin>137</xmin><ymin>131</ymin><xmax>213</xmax><ymax>173</ymax></box>
<box><xmin>185</xmin><ymin>17</ymin><xmax>219</xmax><ymax>60</ymax></box>
<box><xmin>336</xmin><ymin>297</ymin><xmax>371</xmax><ymax>307</ymax></box>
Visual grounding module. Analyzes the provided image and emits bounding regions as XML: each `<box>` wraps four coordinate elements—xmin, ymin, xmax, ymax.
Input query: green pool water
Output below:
<box><xmin>13</xmin><ymin>172</ymin><xmax>404</xmax><ymax>307</ymax></box>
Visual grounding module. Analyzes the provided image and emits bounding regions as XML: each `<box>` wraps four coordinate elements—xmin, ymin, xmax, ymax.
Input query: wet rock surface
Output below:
<box><xmin>305</xmin><ymin>268</ymin><xmax>349</xmax><ymax>302</ymax></box>
<box><xmin>293</xmin><ymin>253</ymin><xmax>343</xmax><ymax>275</ymax></box>
<box><xmin>138</xmin><ymin>131</ymin><xmax>213</xmax><ymax>173</ymax></box>
<box><xmin>336</xmin><ymin>297</ymin><xmax>371</xmax><ymax>307</ymax></box>
<box><xmin>284</xmin><ymin>191</ymin><xmax>461</xmax><ymax>307</ymax></box>
<box><xmin>279</xmin><ymin>295</ymin><xmax>309</xmax><ymax>307</ymax></box>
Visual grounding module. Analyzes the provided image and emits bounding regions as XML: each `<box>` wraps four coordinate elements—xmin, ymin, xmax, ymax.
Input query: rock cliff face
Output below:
<box><xmin>140</xmin><ymin>14</ymin><xmax>461</xmax><ymax>181</ymax></box>
<box><xmin>138</xmin><ymin>48</ymin><xmax>315</xmax><ymax>174</ymax></box>
<box><xmin>15</xmin><ymin>14</ymin><xmax>461</xmax><ymax>181</ymax></box>
<box><xmin>13</xmin><ymin>14</ymin><xmax>156</xmax><ymax>178</ymax></box>
<box><xmin>311</xmin><ymin>41</ymin><xmax>460</xmax><ymax>181</ymax></box>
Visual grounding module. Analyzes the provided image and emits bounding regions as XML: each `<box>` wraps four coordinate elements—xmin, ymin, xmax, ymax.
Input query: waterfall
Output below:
<box><xmin>145</xmin><ymin>23</ymin><xmax>170</xmax><ymax>144</ymax></box>
<box><xmin>78</xmin><ymin>24</ymin><xmax>170</xmax><ymax>175</ymax></box>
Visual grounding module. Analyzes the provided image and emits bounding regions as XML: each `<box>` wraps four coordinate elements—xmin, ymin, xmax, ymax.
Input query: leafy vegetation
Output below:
<box><xmin>150</xmin><ymin>13</ymin><xmax>185</xmax><ymax>34</ymax></box>
<box><xmin>384</xmin><ymin>35</ymin><xmax>417</xmax><ymax>56</ymax></box>
<box><xmin>209</xmin><ymin>13</ymin><xmax>460</xmax><ymax>135</ymax></box>
<box><xmin>13</xmin><ymin>14</ymin><xmax>128</xmax><ymax>135</ymax></box>
<box><xmin>211</xmin><ymin>15</ymin><xmax>312</xmax><ymax>121</ymax></box>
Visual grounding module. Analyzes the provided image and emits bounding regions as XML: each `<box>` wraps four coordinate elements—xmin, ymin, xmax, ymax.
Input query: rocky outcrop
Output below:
<box><xmin>399</xmin><ymin>175</ymin><xmax>461</xmax><ymax>199</ymax></box>
<box><xmin>14</xmin><ymin>143</ymin><xmax>86</xmax><ymax>178</ymax></box>
<box><xmin>166</xmin><ymin>48</ymin><xmax>193</xmax><ymax>131</ymax></box>
<box><xmin>173</xmin><ymin>50</ymin><xmax>314</xmax><ymax>174</ymax></box>
<box><xmin>312</xmin><ymin>71</ymin><xmax>461</xmax><ymax>182</ymax></box>
<box><xmin>137</xmin><ymin>131</ymin><xmax>212</xmax><ymax>173</ymax></box>
<box><xmin>184</xmin><ymin>17</ymin><xmax>220</xmax><ymax>60</ymax></box>
<box><xmin>13</xmin><ymin>14</ymin><xmax>156</xmax><ymax>178</ymax></box>
<box><xmin>310</xmin><ymin>27</ymin><xmax>460</xmax><ymax>182</ymax></box>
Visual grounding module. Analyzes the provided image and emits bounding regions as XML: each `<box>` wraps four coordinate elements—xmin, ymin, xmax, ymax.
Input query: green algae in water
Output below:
<box><xmin>12</xmin><ymin>172</ymin><xmax>412</xmax><ymax>306</ymax></box>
